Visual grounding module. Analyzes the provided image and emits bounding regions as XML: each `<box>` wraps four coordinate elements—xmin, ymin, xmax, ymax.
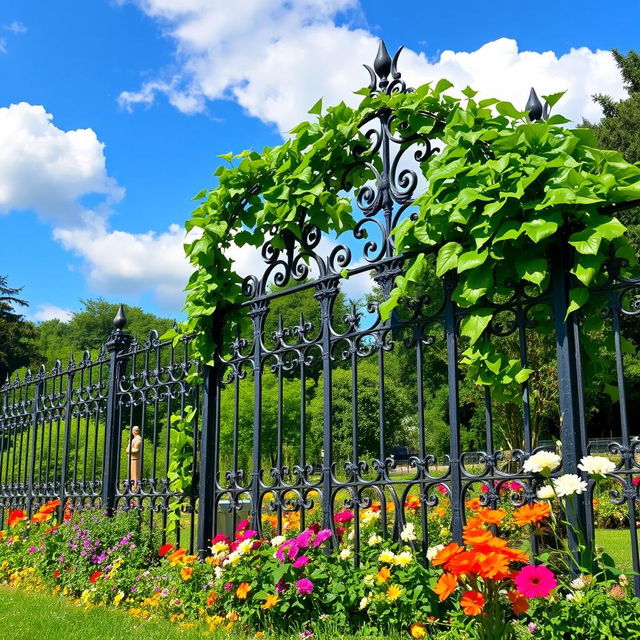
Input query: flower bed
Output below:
<box><xmin>1</xmin><ymin>457</ymin><xmax>639</xmax><ymax>639</ymax></box>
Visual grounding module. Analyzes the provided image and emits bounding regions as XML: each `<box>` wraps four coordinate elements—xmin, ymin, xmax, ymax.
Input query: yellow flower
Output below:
<box><xmin>262</xmin><ymin>593</ymin><xmax>279</xmax><ymax>609</ymax></box>
<box><xmin>393</xmin><ymin>551</ymin><xmax>413</xmax><ymax>567</ymax></box>
<box><xmin>255</xmin><ymin>633</ymin><xmax>266</xmax><ymax>639</ymax></box>
<box><xmin>410</xmin><ymin>622</ymin><xmax>427</xmax><ymax>639</ymax></box>
<box><xmin>180</xmin><ymin>567</ymin><xmax>193</xmax><ymax>581</ymax></box>
<box><xmin>113</xmin><ymin>591</ymin><xmax>125</xmax><ymax>606</ymax></box>
<box><xmin>376</xmin><ymin>566</ymin><xmax>391</xmax><ymax>583</ymax></box>
<box><xmin>386</xmin><ymin>584</ymin><xmax>403</xmax><ymax>601</ymax></box>
<box><xmin>379</xmin><ymin>550</ymin><xmax>396</xmax><ymax>563</ymax></box>
<box><xmin>236</xmin><ymin>582</ymin><xmax>252</xmax><ymax>599</ymax></box>
<box><xmin>226</xmin><ymin>610</ymin><xmax>239</xmax><ymax>622</ymax></box>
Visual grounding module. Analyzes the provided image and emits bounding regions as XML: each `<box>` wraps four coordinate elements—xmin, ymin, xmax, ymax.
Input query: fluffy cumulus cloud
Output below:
<box><xmin>120</xmin><ymin>0</ymin><xmax>625</xmax><ymax>132</ymax></box>
<box><xmin>29</xmin><ymin>304</ymin><xmax>74</xmax><ymax>323</ymax></box>
<box><xmin>0</xmin><ymin>102</ymin><xmax>122</xmax><ymax>224</ymax></box>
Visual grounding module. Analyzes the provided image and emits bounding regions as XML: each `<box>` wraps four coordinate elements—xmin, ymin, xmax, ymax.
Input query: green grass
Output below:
<box><xmin>596</xmin><ymin>528</ymin><xmax>639</xmax><ymax>570</ymax></box>
<box><xmin>0</xmin><ymin>586</ymin><xmax>403</xmax><ymax>640</ymax></box>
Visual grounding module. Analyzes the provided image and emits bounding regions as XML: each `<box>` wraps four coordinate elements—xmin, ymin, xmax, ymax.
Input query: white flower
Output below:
<box><xmin>578</xmin><ymin>455</ymin><xmax>615</xmax><ymax>477</ymax></box>
<box><xmin>400</xmin><ymin>522</ymin><xmax>417</xmax><ymax>542</ymax></box>
<box><xmin>214</xmin><ymin>566</ymin><xmax>224</xmax><ymax>580</ymax></box>
<box><xmin>378</xmin><ymin>550</ymin><xmax>396</xmax><ymax>563</ymax></box>
<box><xmin>339</xmin><ymin>547</ymin><xmax>353</xmax><ymax>560</ymax></box>
<box><xmin>393</xmin><ymin>551</ymin><xmax>413</xmax><ymax>567</ymax></box>
<box><xmin>570</xmin><ymin>576</ymin><xmax>587</xmax><ymax>590</ymax></box>
<box><xmin>536</xmin><ymin>484</ymin><xmax>555</xmax><ymax>500</ymax></box>
<box><xmin>566</xmin><ymin>591</ymin><xmax>584</xmax><ymax>603</ymax></box>
<box><xmin>237</xmin><ymin>538</ymin><xmax>254</xmax><ymax>555</ymax></box>
<box><xmin>270</xmin><ymin>535</ymin><xmax>286</xmax><ymax>547</ymax></box>
<box><xmin>523</xmin><ymin>451</ymin><xmax>561</xmax><ymax>474</ymax></box>
<box><xmin>363</xmin><ymin>574</ymin><xmax>375</xmax><ymax>586</ymax></box>
<box><xmin>347</xmin><ymin>529</ymin><xmax>355</xmax><ymax>541</ymax></box>
<box><xmin>368</xmin><ymin>534</ymin><xmax>382</xmax><ymax>546</ymax></box>
<box><xmin>361</xmin><ymin>509</ymin><xmax>380</xmax><ymax>525</ymax></box>
<box><xmin>552</xmin><ymin>474</ymin><xmax>588</xmax><ymax>497</ymax></box>
<box><xmin>359</xmin><ymin>596</ymin><xmax>370</xmax><ymax>610</ymax></box>
<box><xmin>426</xmin><ymin>544</ymin><xmax>444</xmax><ymax>562</ymax></box>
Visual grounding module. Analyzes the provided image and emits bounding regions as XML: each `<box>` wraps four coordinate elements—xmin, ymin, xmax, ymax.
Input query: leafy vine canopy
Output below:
<box><xmin>178</xmin><ymin>46</ymin><xmax>640</xmax><ymax>398</ymax></box>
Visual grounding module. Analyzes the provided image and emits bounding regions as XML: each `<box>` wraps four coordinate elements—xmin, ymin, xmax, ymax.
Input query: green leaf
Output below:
<box><xmin>541</xmin><ymin>91</ymin><xmax>565</xmax><ymax>108</ymax></box>
<box><xmin>565</xmin><ymin>287</ymin><xmax>590</xmax><ymax>319</ymax></box>
<box><xmin>435</xmin><ymin>242</ymin><xmax>462</xmax><ymax>277</ymax></box>
<box><xmin>457</xmin><ymin>249</ymin><xmax>488</xmax><ymax>273</ymax></box>
<box><xmin>569</xmin><ymin>228</ymin><xmax>602</xmax><ymax>255</ymax></box>
<box><xmin>462</xmin><ymin>86</ymin><xmax>478</xmax><ymax>98</ymax></box>
<box><xmin>570</xmin><ymin>254</ymin><xmax>603</xmax><ymax>287</ymax></box>
<box><xmin>496</xmin><ymin>102</ymin><xmax>526</xmax><ymax>118</ymax></box>
<box><xmin>516</xmin><ymin>257</ymin><xmax>547</xmax><ymax>286</ymax></box>
<box><xmin>594</xmin><ymin>217</ymin><xmax>626</xmax><ymax>241</ymax></box>
<box><xmin>308</xmin><ymin>98</ymin><xmax>323</xmax><ymax>116</ymax></box>
<box><xmin>521</xmin><ymin>218</ymin><xmax>560</xmax><ymax>243</ymax></box>
<box><xmin>460</xmin><ymin>309</ymin><xmax>493</xmax><ymax>345</ymax></box>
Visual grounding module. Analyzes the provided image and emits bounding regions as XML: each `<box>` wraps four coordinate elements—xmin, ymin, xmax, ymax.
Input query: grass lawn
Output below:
<box><xmin>596</xmin><ymin>528</ymin><xmax>638</xmax><ymax>570</ymax></box>
<box><xmin>0</xmin><ymin>586</ymin><xmax>402</xmax><ymax>640</ymax></box>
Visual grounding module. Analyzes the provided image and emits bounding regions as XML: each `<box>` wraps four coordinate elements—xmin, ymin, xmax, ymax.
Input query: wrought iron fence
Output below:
<box><xmin>1</xmin><ymin>41</ymin><xmax>639</xmax><ymax>594</ymax></box>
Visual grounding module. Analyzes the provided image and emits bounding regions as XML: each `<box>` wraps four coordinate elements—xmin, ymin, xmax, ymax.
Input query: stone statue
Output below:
<box><xmin>126</xmin><ymin>426</ymin><xmax>142</xmax><ymax>492</ymax></box>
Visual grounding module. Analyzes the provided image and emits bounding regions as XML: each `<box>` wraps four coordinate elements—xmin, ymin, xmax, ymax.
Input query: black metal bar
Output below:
<box><xmin>444</xmin><ymin>272</ymin><xmax>463</xmax><ymax>543</ymax></box>
<box><xmin>102</xmin><ymin>306</ymin><xmax>132</xmax><ymax>516</ymax></box>
<box><xmin>26</xmin><ymin>374</ymin><xmax>42</xmax><ymax>516</ymax></box>
<box><xmin>58</xmin><ymin>369</ymin><xmax>74</xmax><ymax>521</ymax></box>
<box><xmin>550</xmin><ymin>244</ymin><xmax>592</xmax><ymax>557</ymax></box>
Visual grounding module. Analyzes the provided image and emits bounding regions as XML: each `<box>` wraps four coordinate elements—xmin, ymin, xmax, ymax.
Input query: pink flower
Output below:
<box><xmin>288</xmin><ymin>543</ymin><xmax>300</xmax><ymax>561</ymax></box>
<box><xmin>333</xmin><ymin>510</ymin><xmax>354</xmax><ymax>524</ymax></box>
<box><xmin>276</xmin><ymin>578</ymin><xmax>287</xmax><ymax>594</ymax></box>
<box><xmin>632</xmin><ymin>476</ymin><xmax>640</xmax><ymax>487</ymax></box>
<box><xmin>238</xmin><ymin>529</ymin><xmax>258</xmax><ymax>541</ymax></box>
<box><xmin>296</xmin><ymin>578</ymin><xmax>314</xmax><ymax>595</ymax></box>
<box><xmin>436</xmin><ymin>484</ymin><xmax>448</xmax><ymax>495</ymax></box>
<box><xmin>313</xmin><ymin>529</ymin><xmax>332</xmax><ymax>547</ymax></box>
<box><xmin>293</xmin><ymin>555</ymin><xmax>310</xmax><ymax>568</ymax></box>
<box><xmin>296</xmin><ymin>529</ymin><xmax>314</xmax><ymax>548</ymax></box>
<box><xmin>236</xmin><ymin>519</ymin><xmax>250</xmax><ymax>531</ymax></box>
<box><xmin>515</xmin><ymin>565</ymin><xmax>557</xmax><ymax>598</ymax></box>
<box><xmin>480</xmin><ymin>484</ymin><xmax>489</xmax><ymax>494</ymax></box>
<box><xmin>211</xmin><ymin>533</ymin><xmax>230</xmax><ymax>544</ymax></box>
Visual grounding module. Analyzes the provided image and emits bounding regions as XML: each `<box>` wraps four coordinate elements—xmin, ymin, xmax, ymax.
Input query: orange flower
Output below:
<box><xmin>431</xmin><ymin>542</ymin><xmax>463</xmax><ymax>567</ymax></box>
<box><xmin>465</xmin><ymin>497</ymin><xmax>482</xmax><ymax>511</ymax></box>
<box><xmin>180</xmin><ymin>567</ymin><xmax>193</xmax><ymax>581</ymax></box>
<box><xmin>236</xmin><ymin>582</ymin><xmax>251</xmax><ymax>599</ymax></box>
<box><xmin>39</xmin><ymin>499</ymin><xmax>60</xmax><ymax>515</ymax></box>
<box><xmin>513</xmin><ymin>502</ymin><xmax>551</xmax><ymax>527</ymax></box>
<box><xmin>507</xmin><ymin>590</ymin><xmax>529</xmax><ymax>615</ymax></box>
<box><xmin>31</xmin><ymin>512</ymin><xmax>50</xmax><ymax>523</ymax></box>
<box><xmin>460</xmin><ymin>590</ymin><xmax>485</xmax><ymax>616</ymax></box>
<box><xmin>476</xmin><ymin>552</ymin><xmax>511</xmax><ymax>580</ymax></box>
<box><xmin>262</xmin><ymin>594</ymin><xmax>279</xmax><ymax>609</ymax></box>
<box><xmin>376</xmin><ymin>566</ymin><xmax>391</xmax><ymax>583</ymax></box>
<box><xmin>498</xmin><ymin>546</ymin><xmax>529</xmax><ymax>564</ymax></box>
<box><xmin>445</xmin><ymin>550</ymin><xmax>479</xmax><ymax>576</ymax></box>
<box><xmin>433</xmin><ymin>572</ymin><xmax>458</xmax><ymax>601</ymax></box>
<box><xmin>7</xmin><ymin>509</ymin><xmax>26</xmax><ymax>528</ymax></box>
<box><xmin>435</xmin><ymin>506</ymin><xmax>447</xmax><ymax>517</ymax></box>
<box><xmin>168</xmin><ymin>548</ymin><xmax>187</xmax><ymax>565</ymax></box>
<box><xmin>462</xmin><ymin>525</ymin><xmax>493</xmax><ymax>547</ymax></box>
<box><xmin>476</xmin><ymin>508</ymin><xmax>506</xmax><ymax>526</ymax></box>
<box><xmin>405</xmin><ymin>495</ymin><xmax>421</xmax><ymax>511</ymax></box>
<box><xmin>207</xmin><ymin>591</ymin><xmax>218</xmax><ymax>606</ymax></box>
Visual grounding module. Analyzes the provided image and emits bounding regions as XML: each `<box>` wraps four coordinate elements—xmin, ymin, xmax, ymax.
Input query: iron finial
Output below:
<box><xmin>373</xmin><ymin>40</ymin><xmax>392</xmax><ymax>81</ymax></box>
<box><xmin>364</xmin><ymin>40</ymin><xmax>409</xmax><ymax>96</ymax></box>
<box><xmin>113</xmin><ymin>304</ymin><xmax>127</xmax><ymax>331</ymax></box>
<box><xmin>526</xmin><ymin>87</ymin><xmax>544</xmax><ymax>121</ymax></box>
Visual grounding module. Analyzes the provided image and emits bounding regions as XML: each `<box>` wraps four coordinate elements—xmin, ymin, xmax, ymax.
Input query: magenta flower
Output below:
<box><xmin>333</xmin><ymin>510</ymin><xmax>354</xmax><ymax>524</ymax></box>
<box><xmin>287</xmin><ymin>543</ymin><xmax>300</xmax><ymax>561</ymax></box>
<box><xmin>515</xmin><ymin>565</ymin><xmax>557</xmax><ymax>598</ymax></box>
<box><xmin>296</xmin><ymin>578</ymin><xmax>314</xmax><ymax>595</ymax></box>
<box><xmin>296</xmin><ymin>529</ymin><xmax>314</xmax><ymax>548</ymax></box>
<box><xmin>313</xmin><ymin>529</ymin><xmax>332</xmax><ymax>547</ymax></box>
<box><xmin>223</xmin><ymin>581</ymin><xmax>234</xmax><ymax>592</ymax></box>
<box><xmin>236</xmin><ymin>519</ymin><xmax>250</xmax><ymax>531</ymax></box>
<box><xmin>293</xmin><ymin>555</ymin><xmax>310</xmax><ymax>568</ymax></box>
<box><xmin>436</xmin><ymin>484</ymin><xmax>448</xmax><ymax>495</ymax></box>
<box><xmin>276</xmin><ymin>578</ymin><xmax>287</xmax><ymax>594</ymax></box>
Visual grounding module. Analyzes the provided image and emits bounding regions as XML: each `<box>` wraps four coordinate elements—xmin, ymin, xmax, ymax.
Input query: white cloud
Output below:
<box><xmin>4</xmin><ymin>21</ymin><xmax>27</xmax><ymax>35</ymax></box>
<box><xmin>121</xmin><ymin>1</ymin><xmax>625</xmax><ymax>132</ymax></box>
<box><xmin>30</xmin><ymin>304</ymin><xmax>74</xmax><ymax>323</ymax></box>
<box><xmin>0</xmin><ymin>102</ymin><xmax>123</xmax><ymax>225</ymax></box>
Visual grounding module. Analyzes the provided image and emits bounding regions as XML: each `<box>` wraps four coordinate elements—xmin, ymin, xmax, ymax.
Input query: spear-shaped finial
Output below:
<box><xmin>525</xmin><ymin>87</ymin><xmax>544</xmax><ymax>121</ymax></box>
<box><xmin>113</xmin><ymin>303</ymin><xmax>127</xmax><ymax>331</ymax></box>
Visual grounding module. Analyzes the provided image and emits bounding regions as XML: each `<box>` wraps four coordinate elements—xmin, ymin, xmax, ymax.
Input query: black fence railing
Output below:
<box><xmin>1</xmin><ymin>42</ymin><xmax>639</xmax><ymax>596</ymax></box>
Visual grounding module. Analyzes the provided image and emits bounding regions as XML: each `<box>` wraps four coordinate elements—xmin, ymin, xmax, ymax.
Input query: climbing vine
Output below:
<box><xmin>175</xmin><ymin>79</ymin><xmax>640</xmax><ymax>397</ymax></box>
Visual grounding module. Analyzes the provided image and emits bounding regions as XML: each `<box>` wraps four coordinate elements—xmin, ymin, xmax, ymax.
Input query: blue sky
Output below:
<box><xmin>0</xmin><ymin>1</ymin><xmax>638</xmax><ymax>323</ymax></box>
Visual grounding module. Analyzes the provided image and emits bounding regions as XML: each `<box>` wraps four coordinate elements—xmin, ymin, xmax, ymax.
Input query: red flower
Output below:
<box><xmin>460</xmin><ymin>590</ymin><xmax>485</xmax><ymax>616</ymax></box>
<box><xmin>53</xmin><ymin>570</ymin><xmax>60</xmax><ymax>579</ymax></box>
<box><xmin>39</xmin><ymin>499</ymin><xmax>61</xmax><ymax>515</ymax></box>
<box><xmin>211</xmin><ymin>533</ymin><xmax>230</xmax><ymax>544</ymax></box>
<box><xmin>7</xmin><ymin>509</ymin><xmax>26</xmax><ymax>528</ymax></box>
<box><xmin>89</xmin><ymin>571</ymin><xmax>103</xmax><ymax>583</ymax></box>
<box><xmin>44</xmin><ymin>525</ymin><xmax>60</xmax><ymax>535</ymax></box>
<box><xmin>158</xmin><ymin>543</ymin><xmax>174</xmax><ymax>557</ymax></box>
<box><xmin>633</xmin><ymin>476</ymin><xmax>640</xmax><ymax>486</ymax></box>
<box><xmin>333</xmin><ymin>510</ymin><xmax>354</xmax><ymax>524</ymax></box>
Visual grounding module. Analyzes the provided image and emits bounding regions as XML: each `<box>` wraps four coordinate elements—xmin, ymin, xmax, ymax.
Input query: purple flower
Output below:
<box><xmin>296</xmin><ymin>578</ymin><xmax>314</xmax><ymax>595</ymax></box>
<box><xmin>161</xmin><ymin>588</ymin><xmax>169</xmax><ymax>597</ymax></box>
<box><xmin>293</xmin><ymin>555</ymin><xmax>310</xmax><ymax>568</ymax></box>
<box><xmin>131</xmin><ymin>586</ymin><xmax>137</xmax><ymax>593</ymax></box>
<box><xmin>528</xmin><ymin>623</ymin><xmax>538</xmax><ymax>634</ymax></box>
<box><xmin>299</xmin><ymin>631</ymin><xmax>314</xmax><ymax>638</ymax></box>
<box><xmin>57</xmin><ymin>555</ymin><xmax>65</xmax><ymax>563</ymax></box>
<box><xmin>313</xmin><ymin>529</ymin><xmax>332</xmax><ymax>547</ymax></box>
<box><xmin>223</xmin><ymin>581</ymin><xmax>234</xmax><ymax>592</ymax></box>
<box><xmin>276</xmin><ymin>578</ymin><xmax>287</xmax><ymax>594</ymax></box>
<box><xmin>27</xmin><ymin>546</ymin><xmax>37</xmax><ymax>553</ymax></box>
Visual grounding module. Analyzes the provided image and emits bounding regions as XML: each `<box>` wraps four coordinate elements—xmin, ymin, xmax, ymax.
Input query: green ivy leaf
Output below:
<box><xmin>569</xmin><ymin>228</ymin><xmax>602</xmax><ymax>255</ymax></box>
<box><xmin>565</xmin><ymin>286</ymin><xmax>590</xmax><ymax>319</ymax></box>
<box><xmin>457</xmin><ymin>249</ymin><xmax>488</xmax><ymax>273</ymax></box>
<box><xmin>308</xmin><ymin>98</ymin><xmax>323</xmax><ymax>116</ymax></box>
<box><xmin>521</xmin><ymin>217</ymin><xmax>560</xmax><ymax>243</ymax></box>
<box><xmin>460</xmin><ymin>309</ymin><xmax>493</xmax><ymax>344</ymax></box>
<box><xmin>435</xmin><ymin>242</ymin><xmax>462</xmax><ymax>277</ymax></box>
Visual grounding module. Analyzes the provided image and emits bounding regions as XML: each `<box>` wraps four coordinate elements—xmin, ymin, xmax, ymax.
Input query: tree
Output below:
<box><xmin>0</xmin><ymin>276</ymin><xmax>40</xmax><ymax>381</ymax></box>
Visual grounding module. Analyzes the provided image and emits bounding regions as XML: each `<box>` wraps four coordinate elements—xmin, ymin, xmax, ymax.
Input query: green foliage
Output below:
<box><xmin>0</xmin><ymin>275</ymin><xmax>40</xmax><ymax>381</ymax></box>
<box><xmin>180</xmin><ymin>79</ymin><xmax>640</xmax><ymax>401</ymax></box>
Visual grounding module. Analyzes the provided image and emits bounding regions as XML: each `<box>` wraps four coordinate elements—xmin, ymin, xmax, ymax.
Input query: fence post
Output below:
<box><xmin>550</xmin><ymin>243</ymin><xmax>592</xmax><ymax>556</ymax></box>
<box><xmin>27</xmin><ymin>369</ymin><xmax>43</xmax><ymax>516</ymax></box>
<box><xmin>58</xmin><ymin>367</ymin><xmax>74</xmax><ymax>521</ymax></box>
<box><xmin>102</xmin><ymin>305</ymin><xmax>131</xmax><ymax>515</ymax></box>
<box><xmin>197</xmin><ymin>312</ymin><xmax>223</xmax><ymax>558</ymax></box>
